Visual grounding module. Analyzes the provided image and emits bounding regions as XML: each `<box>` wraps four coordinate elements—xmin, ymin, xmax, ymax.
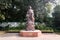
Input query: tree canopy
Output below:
<box><xmin>0</xmin><ymin>0</ymin><xmax>58</xmax><ymax>22</ymax></box>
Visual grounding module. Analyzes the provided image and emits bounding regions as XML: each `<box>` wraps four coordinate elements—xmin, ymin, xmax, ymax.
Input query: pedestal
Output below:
<box><xmin>19</xmin><ymin>30</ymin><xmax>42</xmax><ymax>37</ymax></box>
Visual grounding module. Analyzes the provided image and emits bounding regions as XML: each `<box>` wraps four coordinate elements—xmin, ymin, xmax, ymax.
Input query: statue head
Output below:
<box><xmin>28</xmin><ymin>6</ymin><xmax>32</xmax><ymax>9</ymax></box>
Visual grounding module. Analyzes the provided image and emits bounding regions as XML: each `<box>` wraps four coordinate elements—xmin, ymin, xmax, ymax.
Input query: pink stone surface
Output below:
<box><xmin>0</xmin><ymin>33</ymin><xmax>60</xmax><ymax>40</ymax></box>
<box><xmin>20</xmin><ymin>30</ymin><xmax>42</xmax><ymax>37</ymax></box>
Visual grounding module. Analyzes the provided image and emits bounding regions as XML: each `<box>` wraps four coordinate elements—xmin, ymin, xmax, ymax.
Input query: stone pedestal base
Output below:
<box><xmin>19</xmin><ymin>30</ymin><xmax>42</xmax><ymax>37</ymax></box>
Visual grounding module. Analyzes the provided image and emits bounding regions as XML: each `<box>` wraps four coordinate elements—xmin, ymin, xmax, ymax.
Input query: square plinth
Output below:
<box><xmin>19</xmin><ymin>30</ymin><xmax>42</xmax><ymax>37</ymax></box>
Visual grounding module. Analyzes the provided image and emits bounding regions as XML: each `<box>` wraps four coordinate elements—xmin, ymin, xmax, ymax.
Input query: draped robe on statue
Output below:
<box><xmin>26</xmin><ymin>6</ymin><xmax>35</xmax><ymax>31</ymax></box>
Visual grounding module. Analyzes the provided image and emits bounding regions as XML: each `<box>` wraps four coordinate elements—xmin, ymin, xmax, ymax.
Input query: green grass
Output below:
<box><xmin>6</xmin><ymin>30</ymin><xmax>20</xmax><ymax>33</ymax></box>
<box><xmin>41</xmin><ymin>30</ymin><xmax>54</xmax><ymax>33</ymax></box>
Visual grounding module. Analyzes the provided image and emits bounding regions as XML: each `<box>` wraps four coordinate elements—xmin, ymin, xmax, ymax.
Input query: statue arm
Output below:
<box><xmin>31</xmin><ymin>13</ymin><xmax>35</xmax><ymax>22</ymax></box>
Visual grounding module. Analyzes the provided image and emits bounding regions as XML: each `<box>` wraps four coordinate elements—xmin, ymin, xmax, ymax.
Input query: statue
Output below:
<box><xmin>26</xmin><ymin>6</ymin><xmax>35</xmax><ymax>31</ymax></box>
<box><xmin>20</xmin><ymin>6</ymin><xmax>41</xmax><ymax>37</ymax></box>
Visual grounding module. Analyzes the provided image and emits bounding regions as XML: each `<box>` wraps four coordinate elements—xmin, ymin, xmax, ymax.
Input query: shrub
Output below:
<box><xmin>5</xmin><ymin>25</ymin><xmax>9</xmax><ymax>31</ymax></box>
<box><xmin>0</xmin><ymin>26</ymin><xmax>5</xmax><ymax>31</ymax></box>
<box><xmin>35</xmin><ymin>23</ymin><xmax>53</xmax><ymax>30</ymax></box>
<box><xmin>8</xmin><ymin>23</ymin><xmax>26</xmax><ymax>30</ymax></box>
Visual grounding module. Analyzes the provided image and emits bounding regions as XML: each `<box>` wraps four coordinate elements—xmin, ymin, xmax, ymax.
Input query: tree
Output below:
<box><xmin>0</xmin><ymin>0</ymin><xmax>57</xmax><ymax>22</ymax></box>
<box><xmin>53</xmin><ymin>5</ymin><xmax>60</xmax><ymax>29</ymax></box>
<box><xmin>0</xmin><ymin>0</ymin><xmax>26</xmax><ymax>22</ymax></box>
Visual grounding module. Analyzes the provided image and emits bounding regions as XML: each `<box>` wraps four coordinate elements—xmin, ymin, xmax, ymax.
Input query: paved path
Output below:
<box><xmin>0</xmin><ymin>33</ymin><xmax>60</xmax><ymax>40</ymax></box>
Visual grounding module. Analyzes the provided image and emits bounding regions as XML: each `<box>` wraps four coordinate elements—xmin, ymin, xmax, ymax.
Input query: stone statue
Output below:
<box><xmin>26</xmin><ymin>6</ymin><xmax>35</xmax><ymax>31</ymax></box>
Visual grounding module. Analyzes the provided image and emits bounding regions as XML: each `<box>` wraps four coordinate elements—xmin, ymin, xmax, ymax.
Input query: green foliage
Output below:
<box><xmin>8</xmin><ymin>23</ymin><xmax>26</xmax><ymax>30</ymax></box>
<box><xmin>45</xmin><ymin>2</ymin><xmax>52</xmax><ymax>13</ymax></box>
<box><xmin>35</xmin><ymin>23</ymin><xmax>54</xmax><ymax>32</ymax></box>
<box><xmin>7</xmin><ymin>22</ymin><xmax>54</xmax><ymax>33</ymax></box>
<box><xmin>54</xmin><ymin>5</ymin><xmax>60</xmax><ymax>12</ymax></box>
<box><xmin>0</xmin><ymin>0</ymin><xmax>53</xmax><ymax>23</ymax></box>
<box><xmin>0</xmin><ymin>27</ymin><xmax>5</xmax><ymax>31</ymax></box>
<box><xmin>35</xmin><ymin>23</ymin><xmax>53</xmax><ymax>30</ymax></box>
<box><xmin>4</xmin><ymin>25</ymin><xmax>9</xmax><ymax>31</ymax></box>
<box><xmin>52</xmin><ymin>5</ymin><xmax>60</xmax><ymax>31</ymax></box>
<box><xmin>0</xmin><ymin>0</ymin><xmax>48</xmax><ymax>22</ymax></box>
